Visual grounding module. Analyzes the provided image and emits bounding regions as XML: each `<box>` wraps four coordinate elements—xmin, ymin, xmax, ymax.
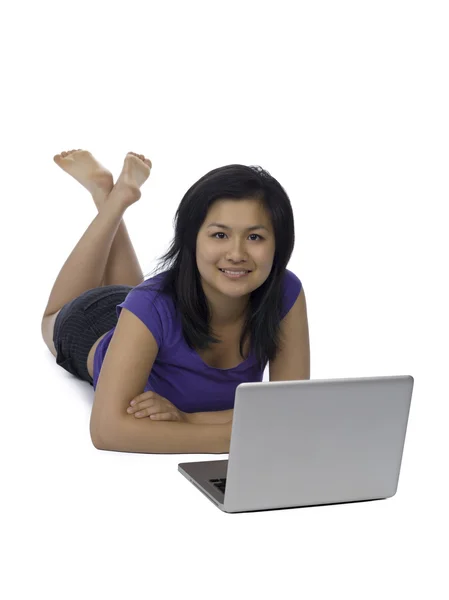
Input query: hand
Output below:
<box><xmin>127</xmin><ymin>391</ymin><xmax>190</xmax><ymax>423</ymax></box>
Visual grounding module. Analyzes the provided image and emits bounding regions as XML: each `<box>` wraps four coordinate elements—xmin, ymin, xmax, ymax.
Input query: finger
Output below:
<box><xmin>129</xmin><ymin>399</ymin><xmax>154</xmax><ymax>412</ymax></box>
<box><xmin>133</xmin><ymin>406</ymin><xmax>156</xmax><ymax>418</ymax></box>
<box><xmin>131</xmin><ymin>392</ymin><xmax>155</xmax><ymax>405</ymax></box>
<box><xmin>150</xmin><ymin>412</ymin><xmax>174</xmax><ymax>420</ymax></box>
<box><xmin>127</xmin><ymin>402</ymin><xmax>149</xmax><ymax>414</ymax></box>
<box><xmin>133</xmin><ymin>405</ymin><xmax>168</xmax><ymax>418</ymax></box>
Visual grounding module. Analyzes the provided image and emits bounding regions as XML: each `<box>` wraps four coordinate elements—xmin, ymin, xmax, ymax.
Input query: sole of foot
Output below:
<box><xmin>53</xmin><ymin>150</ymin><xmax>153</xmax><ymax>209</ymax></box>
<box><xmin>53</xmin><ymin>149</ymin><xmax>114</xmax><ymax>196</ymax></box>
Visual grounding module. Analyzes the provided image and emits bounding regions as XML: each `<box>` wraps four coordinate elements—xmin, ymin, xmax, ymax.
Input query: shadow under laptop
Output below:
<box><xmin>228</xmin><ymin>497</ymin><xmax>387</xmax><ymax>515</ymax></box>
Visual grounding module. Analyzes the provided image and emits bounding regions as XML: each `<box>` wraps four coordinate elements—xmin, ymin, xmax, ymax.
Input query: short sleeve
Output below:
<box><xmin>280</xmin><ymin>269</ymin><xmax>303</xmax><ymax>320</ymax></box>
<box><xmin>115</xmin><ymin>286</ymin><xmax>164</xmax><ymax>349</ymax></box>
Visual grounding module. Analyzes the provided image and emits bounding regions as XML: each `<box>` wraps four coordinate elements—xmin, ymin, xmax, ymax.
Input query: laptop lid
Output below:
<box><xmin>222</xmin><ymin>375</ymin><xmax>413</xmax><ymax>513</ymax></box>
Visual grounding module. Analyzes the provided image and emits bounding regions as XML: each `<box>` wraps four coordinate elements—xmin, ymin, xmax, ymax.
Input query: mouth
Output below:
<box><xmin>218</xmin><ymin>268</ymin><xmax>252</xmax><ymax>279</ymax></box>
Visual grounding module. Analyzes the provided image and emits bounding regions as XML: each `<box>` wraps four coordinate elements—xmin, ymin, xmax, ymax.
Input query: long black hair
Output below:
<box><xmin>133</xmin><ymin>164</ymin><xmax>295</xmax><ymax>372</ymax></box>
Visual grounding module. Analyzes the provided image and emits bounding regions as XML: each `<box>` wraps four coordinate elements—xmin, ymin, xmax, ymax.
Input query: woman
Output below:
<box><xmin>41</xmin><ymin>150</ymin><xmax>303</xmax><ymax>423</ymax></box>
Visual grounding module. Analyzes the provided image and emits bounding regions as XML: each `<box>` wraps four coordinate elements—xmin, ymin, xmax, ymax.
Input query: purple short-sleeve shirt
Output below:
<box><xmin>93</xmin><ymin>269</ymin><xmax>302</xmax><ymax>412</ymax></box>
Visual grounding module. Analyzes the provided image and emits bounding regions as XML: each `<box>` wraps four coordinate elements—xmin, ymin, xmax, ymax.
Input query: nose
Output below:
<box><xmin>226</xmin><ymin>241</ymin><xmax>249</xmax><ymax>263</ymax></box>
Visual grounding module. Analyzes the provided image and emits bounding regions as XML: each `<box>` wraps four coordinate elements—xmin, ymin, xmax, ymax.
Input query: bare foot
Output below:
<box><xmin>108</xmin><ymin>152</ymin><xmax>153</xmax><ymax>209</ymax></box>
<box><xmin>53</xmin><ymin>149</ymin><xmax>114</xmax><ymax>198</ymax></box>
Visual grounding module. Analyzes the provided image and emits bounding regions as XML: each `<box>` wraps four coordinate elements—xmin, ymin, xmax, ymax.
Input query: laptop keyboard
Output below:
<box><xmin>209</xmin><ymin>478</ymin><xmax>227</xmax><ymax>493</ymax></box>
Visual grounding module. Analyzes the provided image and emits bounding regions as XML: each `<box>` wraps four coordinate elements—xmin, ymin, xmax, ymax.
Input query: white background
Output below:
<box><xmin>2</xmin><ymin>0</ymin><xmax>448</xmax><ymax>598</ymax></box>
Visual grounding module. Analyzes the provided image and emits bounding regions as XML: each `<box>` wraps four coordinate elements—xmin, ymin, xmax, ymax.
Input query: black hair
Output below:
<box><xmin>134</xmin><ymin>164</ymin><xmax>295</xmax><ymax>372</ymax></box>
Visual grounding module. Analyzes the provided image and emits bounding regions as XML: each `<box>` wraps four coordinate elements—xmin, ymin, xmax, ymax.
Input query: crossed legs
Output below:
<box><xmin>42</xmin><ymin>149</ymin><xmax>152</xmax><ymax>318</ymax></box>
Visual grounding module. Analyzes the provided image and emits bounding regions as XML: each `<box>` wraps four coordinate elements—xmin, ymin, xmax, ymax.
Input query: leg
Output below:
<box><xmin>42</xmin><ymin>198</ymin><xmax>128</xmax><ymax>317</ymax></box>
<box><xmin>93</xmin><ymin>189</ymin><xmax>144</xmax><ymax>288</ymax></box>
<box><xmin>52</xmin><ymin>149</ymin><xmax>149</xmax><ymax>289</ymax></box>
<box><xmin>43</xmin><ymin>152</ymin><xmax>152</xmax><ymax>317</ymax></box>
<box><xmin>41</xmin><ymin>200</ymin><xmax>142</xmax><ymax>358</ymax></box>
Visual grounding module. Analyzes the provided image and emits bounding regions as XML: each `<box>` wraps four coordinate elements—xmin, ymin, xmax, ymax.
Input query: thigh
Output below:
<box><xmin>53</xmin><ymin>285</ymin><xmax>133</xmax><ymax>385</ymax></box>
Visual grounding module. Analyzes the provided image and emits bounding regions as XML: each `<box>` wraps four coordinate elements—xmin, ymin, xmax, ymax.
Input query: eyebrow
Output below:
<box><xmin>206</xmin><ymin>222</ymin><xmax>269</xmax><ymax>232</ymax></box>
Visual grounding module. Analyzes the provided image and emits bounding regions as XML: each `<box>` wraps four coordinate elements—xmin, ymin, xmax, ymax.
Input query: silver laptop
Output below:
<box><xmin>178</xmin><ymin>375</ymin><xmax>414</xmax><ymax>513</ymax></box>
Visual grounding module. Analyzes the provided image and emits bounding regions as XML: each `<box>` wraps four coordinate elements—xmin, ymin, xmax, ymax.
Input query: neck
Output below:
<box><xmin>210</xmin><ymin>305</ymin><xmax>248</xmax><ymax>330</ymax></box>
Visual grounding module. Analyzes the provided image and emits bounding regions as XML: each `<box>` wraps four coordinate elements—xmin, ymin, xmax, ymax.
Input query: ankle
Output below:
<box><xmin>92</xmin><ymin>190</ymin><xmax>109</xmax><ymax>208</ymax></box>
<box><xmin>108</xmin><ymin>180</ymin><xmax>141</xmax><ymax>209</ymax></box>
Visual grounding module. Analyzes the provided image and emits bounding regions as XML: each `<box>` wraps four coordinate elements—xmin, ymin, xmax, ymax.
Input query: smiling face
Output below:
<box><xmin>195</xmin><ymin>197</ymin><xmax>276</xmax><ymax>326</ymax></box>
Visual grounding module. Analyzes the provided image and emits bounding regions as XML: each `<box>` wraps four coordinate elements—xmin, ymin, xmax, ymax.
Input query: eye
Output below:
<box><xmin>211</xmin><ymin>232</ymin><xmax>264</xmax><ymax>241</ymax></box>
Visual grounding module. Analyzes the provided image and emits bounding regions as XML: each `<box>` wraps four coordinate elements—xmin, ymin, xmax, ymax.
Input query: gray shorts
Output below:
<box><xmin>52</xmin><ymin>285</ymin><xmax>133</xmax><ymax>385</ymax></box>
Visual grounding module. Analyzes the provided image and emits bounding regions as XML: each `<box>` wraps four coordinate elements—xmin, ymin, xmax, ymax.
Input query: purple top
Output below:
<box><xmin>93</xmin><ymin>269</ymin><xmax>302</xmax><ymax>413</ymax></box>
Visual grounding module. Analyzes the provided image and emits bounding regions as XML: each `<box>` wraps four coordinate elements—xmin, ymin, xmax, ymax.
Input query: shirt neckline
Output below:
<box><xmin>191</xmin><ymin>347</ymin><xmax>254</xmax><ymax>371</ymax></box>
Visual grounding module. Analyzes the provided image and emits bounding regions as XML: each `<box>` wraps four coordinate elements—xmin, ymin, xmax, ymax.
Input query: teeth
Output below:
<box><xmin>221</xmin><ymin>269</ymin><xmax>248</xmax><ymax>274</ymax></box>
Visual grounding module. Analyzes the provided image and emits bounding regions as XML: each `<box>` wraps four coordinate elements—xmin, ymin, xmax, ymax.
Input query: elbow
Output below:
<box><xmin>89</xmin><ymin>415</ymin><xmax>113</xmax><ymax>451</ymax></box>
<box><xmin>90</xmin><ymin>428</ymin><xmax>120</xmax><ymax>452</ymax></box>
<box><xmin>89</xmin><ymin>408</ymin><xmax>130</xmax><ymax>451</ymax></box>
<box><xmin>90</xmin><ymin>423</ymin><xmax>106</xmax><ymax>450</ymax></box>
<box><xmin>91</xmin><ymin>435</ymin><xmax>105</xmax><ymax>451</ymax></box>
<box><xmin>89</xmin><ymin>415</ymin><xmax>137</xmax><ymax>453</ymax></box>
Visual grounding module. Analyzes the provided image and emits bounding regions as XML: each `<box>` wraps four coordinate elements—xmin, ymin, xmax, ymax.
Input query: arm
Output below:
<box><xmin>187</xmin><ymin>408</ymin><xmax>234</xmax><ymax>425</ymax></box>
<box><xmin>91</xmin><ymin>308</ymin><xmax>232</xmax><ymax>454</ymax></box>
<box><xmin>269</xmin><ymin>287</ymin><xmax>310</xmax><ymax>381</ymax></box>
<box><xmin>93</xmin><ymin>415</ymin><xmax>232</xmax><ymax>455</ymax></box>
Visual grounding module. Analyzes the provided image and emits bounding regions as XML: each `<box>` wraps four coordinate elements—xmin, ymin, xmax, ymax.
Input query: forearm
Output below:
<box><xmin>187</xmin><ymin>408</ymin><xmax>234</xmax><ymax>425</ymax></box>
<box><xmin>93</xmin><ymin>414</ymin><xmax>231</xmax><ymax>454</ymax></box>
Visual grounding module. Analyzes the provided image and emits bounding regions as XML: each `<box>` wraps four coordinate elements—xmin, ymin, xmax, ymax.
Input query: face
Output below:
<box><xmin>195</xmin><ymin>198</ymin><xmax>276</xmax><ymax>323</ymax></box>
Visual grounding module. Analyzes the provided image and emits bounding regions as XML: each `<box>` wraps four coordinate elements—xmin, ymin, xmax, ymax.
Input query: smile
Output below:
<box><xmin>218</xmin><ymin>268</ymin><xmax>251</xmax><ymax>279</ymax></box>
